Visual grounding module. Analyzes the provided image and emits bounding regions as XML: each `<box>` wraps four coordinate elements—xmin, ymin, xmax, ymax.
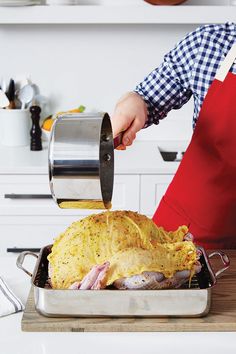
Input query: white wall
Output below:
<box><xmin>0</xmin><ymin>23</ymin><xmax>206</xmax><ymax>141</ymax></box>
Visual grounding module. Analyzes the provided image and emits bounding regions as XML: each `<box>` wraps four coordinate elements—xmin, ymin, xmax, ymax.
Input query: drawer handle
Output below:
<box><xmin>4</xmin><ymin>194</ymin><xmax>52</xmax><ymax>199</ymax></box>
<box><xmin>7</xmin><ymin>247</ymin><xmax>41</xmax><ymax>253</ymax></box>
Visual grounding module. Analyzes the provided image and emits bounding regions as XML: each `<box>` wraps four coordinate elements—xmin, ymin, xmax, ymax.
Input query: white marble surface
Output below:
<box><xmin>0</xmin><ymin>254</ymin><xmax>236</xmax><ymax>354</ymax></box>
<box><xmin>0</xmin><ymin>140</ymin><xmax>188</xmax><ymax>175</ymax></box>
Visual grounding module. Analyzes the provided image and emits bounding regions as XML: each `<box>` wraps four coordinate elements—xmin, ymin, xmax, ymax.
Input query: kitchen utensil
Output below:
<box><xmin>18</xmin><ymin>84</ymin><xmax>35</xmax><ymax>109</ymax></box>
<box><xmin>17</xmin><ymin>245</ymin><xmax>230</xmax><ymax>317</ymax></box>
<box><xmin>49</xmin><ymin>112</ymin><xmax>115</xmax><ymax>210</ymax></box>
<box><xmin>6</xmin><ymin>78</ymin><xmax>15</xmax><ymax>109</ymax></box>
<box><xmin>0</xmin><ymin>89</ymin><xmax>10</xmax><ymax>108</ymax></box>
<box><xmin>0</xmin><ymin>78</ymin><xmax>7</xmax><ymax>93</ymax></box>
<box><xmin>15</xmin><ymin>76</ymin><xmax>30</xmax><ymax>90</ymax></box>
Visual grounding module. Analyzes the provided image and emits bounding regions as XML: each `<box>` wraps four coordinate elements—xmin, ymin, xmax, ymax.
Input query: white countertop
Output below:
<box><xmin>0</xmin><ymin>255</ymin><xmax>236</xmax><ymax>354</ymax></box>
<box><xmin>0</xmin><ymin>140</ymin><xmax>188</xmax><ymax>175</ymax></box>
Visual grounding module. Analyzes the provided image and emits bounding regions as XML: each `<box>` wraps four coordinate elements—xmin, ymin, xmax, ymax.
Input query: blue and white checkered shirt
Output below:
<box><xmin>135</xmin><ymin>23</ymin><xmax>236</xmax><ymax>128</ymax></box>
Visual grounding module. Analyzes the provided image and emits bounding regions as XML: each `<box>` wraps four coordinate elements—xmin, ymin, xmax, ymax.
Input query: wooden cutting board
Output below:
<box><xmin>21</xmin><ymin>250</ymin><xmax>236</xmax><ymax>332</ymax></box>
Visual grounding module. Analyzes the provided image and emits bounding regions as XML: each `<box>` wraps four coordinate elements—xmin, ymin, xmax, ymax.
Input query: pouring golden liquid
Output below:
<box><xmin>59</xmin><ymin>200</ymin><xmax>112</xmax><ymax>210</ymax></box>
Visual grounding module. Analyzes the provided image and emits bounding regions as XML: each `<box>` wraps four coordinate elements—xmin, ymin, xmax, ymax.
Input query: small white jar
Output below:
<box><xmin>0</xmin><ymin>109</ymin><xmax>30</xmax><ymax>147</ymax></box>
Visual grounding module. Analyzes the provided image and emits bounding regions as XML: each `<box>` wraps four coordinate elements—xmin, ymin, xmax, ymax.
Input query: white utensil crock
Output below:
<box><xmin>0</xmin><ymin>109</ymin><xmax>30</xmax><ymax>147</ymax></box>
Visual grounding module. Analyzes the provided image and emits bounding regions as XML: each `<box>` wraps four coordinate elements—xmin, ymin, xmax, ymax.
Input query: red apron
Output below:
<box><xmin>153</xmin><ymin>44</ymin><xmax>236</xmax><ymax>249</ymax></box>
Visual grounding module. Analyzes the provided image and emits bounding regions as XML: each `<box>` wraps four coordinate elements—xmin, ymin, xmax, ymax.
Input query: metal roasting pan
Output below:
<box><xmin>17</xmin><ymin>245</ymin><xmax>230</xmax><ymax>318</ymax></box>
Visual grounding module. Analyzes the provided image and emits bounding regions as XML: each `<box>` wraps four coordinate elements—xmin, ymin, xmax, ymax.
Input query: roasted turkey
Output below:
<box><xmin>47</xmin><ymin>211</ymin><xmax>201</xmax><ymax>290</ymax></box>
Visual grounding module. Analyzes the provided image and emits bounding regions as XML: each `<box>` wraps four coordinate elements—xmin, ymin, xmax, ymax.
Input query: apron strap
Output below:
<box><xmin>215</xmin><ymin>43</ymin><xmax>236</xmax><ymax>82</ymax></box>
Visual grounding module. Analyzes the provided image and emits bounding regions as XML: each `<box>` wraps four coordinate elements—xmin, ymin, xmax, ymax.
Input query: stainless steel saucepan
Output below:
<box><xmin>49</xmin><ymin>112</ymin><xmax>121</xmax><ymax>210</ymax></box>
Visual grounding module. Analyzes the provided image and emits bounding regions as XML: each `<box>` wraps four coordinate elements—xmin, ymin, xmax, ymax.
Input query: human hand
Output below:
<box><xmin>111</xmin><ymin>92</ymin><xmax>147</xmax><ymax>149</ymax></box>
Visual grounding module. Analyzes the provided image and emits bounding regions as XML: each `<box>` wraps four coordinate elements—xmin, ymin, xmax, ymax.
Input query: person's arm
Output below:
<box><xmin>112</xmin><ymin>26</ymin><xmax>203</xmax><ymax>148</ymax></box>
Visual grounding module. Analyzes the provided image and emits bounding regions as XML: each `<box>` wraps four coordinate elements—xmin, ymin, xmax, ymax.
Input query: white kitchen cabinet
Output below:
<box><xmin>0</xmin><ymin>175</ymin><xmax>62</xmax><ymax>216</ymax></box>
<box><xmin>0</xmin><ymin>174</ymin><xmax>139</xmax><ymax>216</ymax></box>
<box><xmin>0</xmin><ymin>174</ymin><xmax>140</xmax><ymax>254</ymax></box>
<box><xmin>140</xmin><ymin>175</ymin><xmax>174</xmax><ymax>216</ymax></box>
<box><xmin>0</xmin><ymin>215</ymin><xmax>78</xmax><ymax>255</ymax></box>
<box><xmin>0</xmin><ymin>142</ymin><xmax>178</xmax><ymax>254</ymax></box>
<box><xmin>112</xmin><ymin>174</ymin><xmax>139</xmax><ymax>211</ymax></box>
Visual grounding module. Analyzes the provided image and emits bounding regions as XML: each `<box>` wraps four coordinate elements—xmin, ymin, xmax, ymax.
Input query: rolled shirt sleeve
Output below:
<box><xmin>135</xmin><ymin>26</ymin><xmax>203</xmax><ymax>127</ymax></box>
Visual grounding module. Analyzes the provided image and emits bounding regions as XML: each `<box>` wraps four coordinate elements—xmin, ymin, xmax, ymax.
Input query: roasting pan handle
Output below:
<box><xmin>208</xmin><ymin>251</ymin><xmax>230</xmax><ymax>278</ymax></box>
<box><xmin>16</xmin><ymin>251</ymin><xmax>38</xmax><ymax>277</ymax></box>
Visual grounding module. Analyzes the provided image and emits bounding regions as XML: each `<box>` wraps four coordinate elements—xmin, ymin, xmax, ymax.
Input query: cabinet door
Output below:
<box><xmin>0</xmin><ymin>174</ymin><xmax>139</xmax><ymax>216</ymax></box>
<box><xmin>112</xmin><ymin>174</ymin><xmax>139</xmax><ymax>211</ymax></box>
<box><xmin>0</xmin><ymin>175</ymin><xmax>140</xmax><ymax>254</ymax></box>
<box><xmin>0</xmin><ymin>175</ymin><xmax>77</xmax><ymax>216</ymax></box>
<box><xmin>0</xmin><ymin>215</ymin><xmax>81</xmax><ymax>255</ymax></box>
<box><xmin>140</xmin><ymin>175</ymin><xmax>173</xmax><ymax>216</ymax></box>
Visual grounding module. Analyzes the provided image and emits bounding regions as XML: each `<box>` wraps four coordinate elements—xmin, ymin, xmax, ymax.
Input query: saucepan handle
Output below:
<box><xmin>208</xmin><ymin>251</ymin><xmax>230</xmax><ymax>278</ymax></box>
<box><xmin>16</xmin><ymin>251</ymin><xmax>38</xmax><ymax>278</ymax></box>
<box><xmin>113</xmin><ymin>132</ymin><xmax>124</xmax><ymax>149</ymax></box>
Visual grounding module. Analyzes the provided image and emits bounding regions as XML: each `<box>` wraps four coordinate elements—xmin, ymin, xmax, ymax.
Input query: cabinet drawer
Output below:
<box><xmin>0</xmin><ymin>174</ymin><xmax>140</xmax><ymax>215</ymax></box>
<box><xmin>0</xmin><ymin>169</ymin><xmax>139</xmax><ymax>254</ymax></box>
<box><xmin>140</xmin><ymin>175</ymin><xmax>173</xmax><ymax>215</ymax></box>
<box><xmin>0</xmin><ymin>175</ymin><xmax>58</xmax><ymax>215</ymax></box>
<box><xmin>0</xmin><ymin>215</ymin><xmax>82</xmax><ymax>255</ymax></box>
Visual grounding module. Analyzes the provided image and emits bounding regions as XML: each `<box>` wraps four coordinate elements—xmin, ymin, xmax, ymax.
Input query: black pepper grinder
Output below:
<box><xmin>30</xmin><ymin>105</ymin><xmax>42</xmax><ymax>151</ymax></box>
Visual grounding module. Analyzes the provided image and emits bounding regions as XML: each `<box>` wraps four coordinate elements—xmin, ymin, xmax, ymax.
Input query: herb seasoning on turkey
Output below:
<box><xmin>47</xmin><ymin>211</ymin><xmax>201</xmax><ymax>290</ymax></box>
